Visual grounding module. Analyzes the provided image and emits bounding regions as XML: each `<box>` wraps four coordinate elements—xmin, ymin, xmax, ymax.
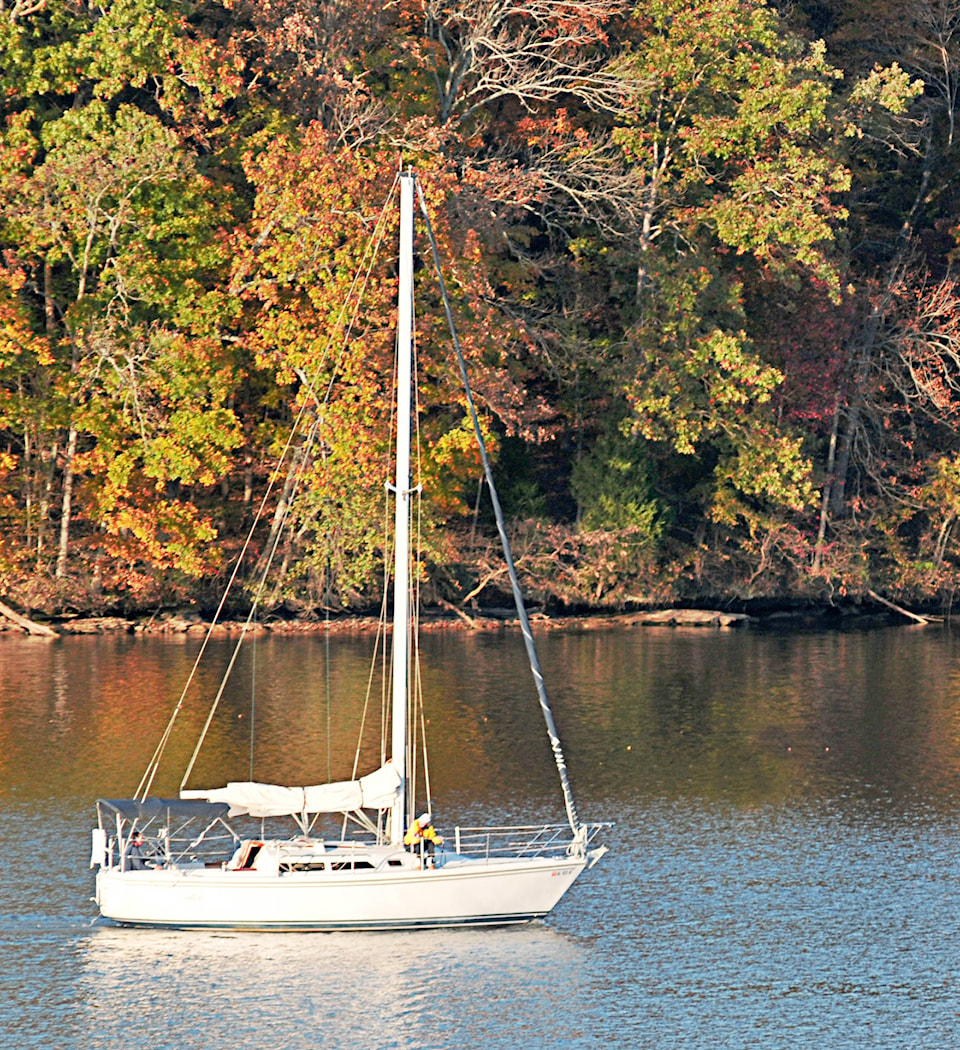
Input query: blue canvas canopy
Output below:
<box><xmin>97</xmin><ymin>798</ymin><xmax>230</xmax><ymax>822</ymax></box>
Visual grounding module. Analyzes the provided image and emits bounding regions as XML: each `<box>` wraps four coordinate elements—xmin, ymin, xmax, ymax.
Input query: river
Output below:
<box><xmin>2</xmin><ymin>623</ymin><xmax>959</xmax><ymax>1048</ymax></box>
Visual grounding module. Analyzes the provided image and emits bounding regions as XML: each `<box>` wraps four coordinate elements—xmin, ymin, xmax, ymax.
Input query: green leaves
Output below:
<box><xmin>0</xmin><ymin>0</ymin><xmax>952</xmax><ymax>607</ymax></box>
<box><xmin>0</xmin><ymin>0</ymin><xmax>243</xmax><ymax>121</ymax></box>
<box><xmin>594</xmin><ymin>0</ymin><xmax>843</xmax><ymax>542</ymax></box>
<box><xmin>0</xmin><ymin>25</ymin><xmax>244</xmax><ymax>582</ymax></box>
<box><xmin>17</xmin><ymin>103</ymin><xmax>187</xmax><ymax>289</ymax></box>
<box><xmin>572</xmin><ymin>427</ymin><xmax>665</xmax><ymax>537</ymax></box>
<box><xmin>614</xmin><ymin>0</ymin><xmax>848</xmax><ymax>284</ymax></box>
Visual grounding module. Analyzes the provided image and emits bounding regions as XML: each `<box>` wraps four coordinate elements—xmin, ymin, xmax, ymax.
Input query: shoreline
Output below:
<box><xmin>0</xmin><ymin>602</ymin><xmax>937</xmax><ymax>637</ymax></box>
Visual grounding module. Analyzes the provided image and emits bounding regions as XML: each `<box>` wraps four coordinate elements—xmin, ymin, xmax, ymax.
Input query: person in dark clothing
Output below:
<box><xmin>127</xmin><ymin>830</ymin><xmax>147</xmax><ymax>870</ymax></box>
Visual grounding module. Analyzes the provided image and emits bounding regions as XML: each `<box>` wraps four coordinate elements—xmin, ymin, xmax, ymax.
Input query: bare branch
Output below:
<box><xmin>0</xmin><ymin>0</ymin><xmax>47</xmax><ymax>23</ymax></box>
<box><xmin>424</xmin><ymin>0</ymin><xmax>636</xmax><ymax>125</ymax></box>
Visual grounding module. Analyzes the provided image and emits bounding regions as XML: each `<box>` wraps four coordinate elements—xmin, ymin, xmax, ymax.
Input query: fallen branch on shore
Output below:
<box><xmin>0</xmin><ymin>599</ymin><xmax>58</xmax><ymax>637</ymax></box>
<box><xmin>866</xmin><ymin>589</ymin><xmax>937</xmax><ymax>625</ymax></box>
<box><xmin>437</xmin><ymin>599</ymin><xmax>480</xmax><ymax>629</ymax></box>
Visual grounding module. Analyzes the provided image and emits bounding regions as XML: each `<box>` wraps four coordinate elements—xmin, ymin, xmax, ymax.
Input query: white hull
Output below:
<box><xmin>96</xmin><ymin>854</ymin><xmax>587</xmax><ymax>931</ymax></box>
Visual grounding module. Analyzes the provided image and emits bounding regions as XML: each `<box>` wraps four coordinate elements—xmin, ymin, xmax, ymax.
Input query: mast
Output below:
<box><xmin>389</xmin><ymin>172</ymin><xmax>415</xmax><ymax>847</ymax></box>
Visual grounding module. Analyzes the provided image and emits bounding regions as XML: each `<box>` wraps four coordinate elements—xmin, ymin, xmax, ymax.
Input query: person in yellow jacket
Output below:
<box><xmin>404</xmin><ymin>812</ymin><xmax>444</xmax><ymax>865</ymax></box>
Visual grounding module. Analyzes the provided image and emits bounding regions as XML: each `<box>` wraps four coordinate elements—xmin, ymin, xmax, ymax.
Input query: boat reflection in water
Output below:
<box><xmin>77</xmin><ymin>921</ymin><xmax>588</xmax><ymax>1046</ymax></box>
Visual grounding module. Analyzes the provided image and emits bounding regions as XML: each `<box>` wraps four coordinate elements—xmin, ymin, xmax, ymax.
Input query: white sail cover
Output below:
<box><xmin>181</xmin><ymin>763</ymin><xmax>401</xmax><ymax>818</ymax></box>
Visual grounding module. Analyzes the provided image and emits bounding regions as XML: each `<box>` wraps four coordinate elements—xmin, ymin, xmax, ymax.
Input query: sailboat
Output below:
<box><xmin>91</xmin><ymin>172</ymin><xmax>607</xmax><ymax>930</ymax></box>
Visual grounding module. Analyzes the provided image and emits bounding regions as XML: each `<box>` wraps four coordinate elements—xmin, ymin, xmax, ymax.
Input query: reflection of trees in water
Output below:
<box><xmin>525</xmin><ymin>626</ymin><xmax>960</xmax><ymax>807</ymax></box>
<box><xmin>5</xmin><ymin>627</ymin><xmax>960</xmax><ymax>810</ymax></box>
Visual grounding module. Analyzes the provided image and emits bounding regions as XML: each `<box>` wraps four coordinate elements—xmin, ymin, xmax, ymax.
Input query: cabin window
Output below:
<box><xmin>329</xmin><ymin>860</ymin><xmax>375</xmax><ymax>871</ymax></box>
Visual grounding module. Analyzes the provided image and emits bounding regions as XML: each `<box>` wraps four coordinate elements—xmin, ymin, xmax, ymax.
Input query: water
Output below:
<box><xmin>2</xmin><ymin>624</ymin><xmax>960</xmax><ymax>1047</ymax></box>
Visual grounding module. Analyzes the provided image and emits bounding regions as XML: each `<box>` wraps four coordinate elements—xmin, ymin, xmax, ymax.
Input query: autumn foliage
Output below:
<box><xmin>1</xmin><ymin>0</ymin><xmax>958</xmax><ymax>616</ymax></box>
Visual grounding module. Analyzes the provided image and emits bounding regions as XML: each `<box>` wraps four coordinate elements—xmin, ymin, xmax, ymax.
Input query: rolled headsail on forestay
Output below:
<box><xmin>180</xmin><ymin>762</ymin><xmax>401</xmax><ymax>820</ymax></box>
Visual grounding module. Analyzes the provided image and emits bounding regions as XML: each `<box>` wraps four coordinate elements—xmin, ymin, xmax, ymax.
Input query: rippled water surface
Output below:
<box><xmin>3</xmin><ymin>624</ymin><xmax>960</xmax><ymax>1047</ymax></box>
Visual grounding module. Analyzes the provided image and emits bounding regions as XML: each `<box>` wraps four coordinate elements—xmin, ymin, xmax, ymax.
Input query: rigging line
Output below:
<box><xmin>182</xmin><ymin>335</ymin><xmax>340</xmax><ymax>789</ymax></box>
<box><xmin>378</xmin><ymin>481</ymin><xmax>392</xmax><ymax>768</ymax></box>
<box><xmin>404</xmin><ymin>486</ymin><xmax>417</xmax><ymax>815</ymax></box>
<box><xmin>249</xmin><ymin>607</ymin><xmax>257</xmax><ymax>781</ymax></box>
<box><xmin>373</xmin><ymin>483</ymin><xmax>391</xmax><ymax>771</ymax></box>
<box><xmin>263</xmin><ymin>181</ymin><xmax>398</xmax><ymax>578</ymax></box>
<box><xmin>351</xmin><ymin>580</ymin><xmax>390</xmax><ymax>780</ymax></box>
<box><xmin>309</xmin><ymin>178</ymin><xmax>404</xmax><ymax>799</ymax></box>
<box><xmin>139</xmin><ymin>179</ymin><xmax>399</xmax><ymax>799</ymax></box>
<box><xmin>180</xmin><ymin>401</ymin><xmax>324</xmax><ymax>790</ymax></box>
<box><xmin>416</xmin><ymin>652</ymin><xmax>430</xmax><ymax>815</ymax></box>
<box><xmin>405</xmin><ymin>255</ymin><xmax>418</xmax><ymax>816</ymax></box>
<box><xmin>140</xmin><ymin>289</ymin><xmax>342</xmax><ymax>796</ymax></box>
<box><xmin>415</xmin><ymin>492</ymin><xmax>432</xmax><ymax>814</ymax></box>
<box><xmin>370</xmin><ymin>276</ymin><xmax>400</xmax><ymax>779</ymax></box>
<box><xmin>351</xmin><ymin>178</ymin><xmax>409</xmax><ymax>787</ymax></box>
<box><xmin>350</xmin><ymin>413</ymin><xmax>397</xmax><ymax>788</ymax></box>
<box><xmin>349</xmin><ymin>171</ymin><xmax>409</xmax><ymax>807</ymax></box>
<box><xmin>137</xmin><ymin>403</ymin><xmax>311</xmax><ymax>797</ymax></box>
<box><xmin>411</xmin><ymin>300</ymin><xmax>432</xmax><ymax>815</ymax></box>
<box><xmin>413</xmin><ymin>533</ymin><xmax>430</xmax><ymax>815</ymax></box>
<box><xmin>415</xmin><ymin>176</ymin><xmax>582</xmax><ymax>836</ymax></box>
<box><xmin>325</xmin><ymin>561</ymin><xmax>331</xmax><ymax>785</ymax></box>
<box><xmin>301</xmin><ymin>172</ymin><xmax>402</xmax><ymax>425</ymax></box>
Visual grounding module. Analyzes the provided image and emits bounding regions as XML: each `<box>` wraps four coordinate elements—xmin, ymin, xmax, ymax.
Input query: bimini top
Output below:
<box><xmin>179</xmin><ymin>762</ymin><xmax>402</xmax><ymax>819</ymax></box>
<box><xmin>97</xmin><ymin>797</ymin><xmax>230</xmax><ymax>822</ymax></box>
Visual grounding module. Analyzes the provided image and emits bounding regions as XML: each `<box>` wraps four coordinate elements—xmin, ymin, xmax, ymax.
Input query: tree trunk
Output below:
<box><xmin>20</xmin><ymin>383</ymin><xmax>33</xmax><ymax>550</ymax></box>
<box><xmin>37</xmin><ymin>441</ymin><xmax>57</xmax><ymax>565</ymax></box>
<box><xmin>55</xmin><ymin>425</ymin><xmax>78</xmax><ymax>579</ymax></box>
<box><xmin>813</xmin><ymin>390</ymin><xmax>841</xmax><ymax>569</ymax></box>
<box><xmin>0</xmin><ymin>599</ymin><xmax>58</xmax><ymax>637</ymax></box>
<box><xmin>255</xmin><ymin>441</ymin><xmax>305</xmax><ymax>579</ymax></box>
<box><xmin>829</xmin><ymin>305</ymin><xmax>882</xmax><ymax>517</ymax></box>
<box><xmin>830</xmin><ymin>127</ymin><xmax>934</xmax><ymax>518</ymax></box>
<box><xmin>829</xmin><ymin>397</ymin><xmax>859</xmax><ymax>517</ymax></box>
<box><xmin>43</xmin><ymin>260</ymin><xmax>56</xmax><ymax>334</ymax></box>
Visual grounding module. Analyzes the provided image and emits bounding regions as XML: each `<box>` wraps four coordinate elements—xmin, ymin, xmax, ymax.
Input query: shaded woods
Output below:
<box><xmin>2</xmin><ymin>0</ymin><xmax>960</xmax><ymax>620</ymax></box>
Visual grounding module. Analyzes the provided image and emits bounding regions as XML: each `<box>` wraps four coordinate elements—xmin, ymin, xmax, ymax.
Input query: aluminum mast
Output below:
<box><xmin>389</xmin><ymin>172</ymin><xmax>415</xmax><ymax>847</ymax></box>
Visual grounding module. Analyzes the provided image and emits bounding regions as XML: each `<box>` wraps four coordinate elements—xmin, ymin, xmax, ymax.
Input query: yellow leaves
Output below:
<box><xmin>691</xmin><ymin>329</ymin><xmax>783</xmax><ymax>408</ymax></box>
<box><xmin>614</xmin><ymin>0</ymin><xmax>850</xmax><ymax>297</ymax></box>
<box><xmin>847</xmin><ymin>63</ymin><xmax>925</xmax><ymax>120</ymax></box>
<box><xmin>722</xmin><ymin>430</ymin><xmax>813</xmax><ymax>512</ymax></box>
<box><xmin>0</xmin><ymin>110</ymin><xmax>39</xmax><ymax>171</ymax></box>
<box><xmin>421</xmin><ymin>413</ymin><xmax>494</xmax><ymax>517</ymax></box>
<box><xmin>0</xmin><ymin>264</ymin><xmax>53</xmax><ymax>370</ymax></box>
<box><xmin>430</xmin><ymin>415</ymin><xmax>487</xmax><ymax>469</ymax></box>
<box><xmin>927</xmin><ymin>455</ymin><xmax>960</xmax><ymax>517</ymax></box>
<box><xmin>629</xmin><ymin>294</ymin><xmax>814</xmax><ymax>518</ymax></box>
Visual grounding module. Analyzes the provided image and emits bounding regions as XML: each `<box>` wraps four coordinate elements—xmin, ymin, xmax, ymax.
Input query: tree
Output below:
<box><xmin>418</xmin><ymin>0</ymin><xmax>628</xmax><ymax>126</ymax></box>
<box><xmin>0</xmin><ymin>0</ymin><xmax>264</xmax><ymax>602</ymax></box>
<box><xmin>0</xmin><ymin>128</ymin><xmax>250</xmax><ymax>598</ymax></box>
<box><xmin>594</xmin><ymin>0</ymin><xmax>853</xmax><ymax>578</ymax></box>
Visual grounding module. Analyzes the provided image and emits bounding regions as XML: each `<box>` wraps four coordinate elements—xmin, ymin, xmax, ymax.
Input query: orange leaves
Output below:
<box><xmin>0</xmin><ymin>258</ymin><xmax>53</xmax><ymax>376</ymax></box>
<box><xmin>99</xmin><ymin>496</ymin><xmax>220</xmax><ymax>579</ymax></box>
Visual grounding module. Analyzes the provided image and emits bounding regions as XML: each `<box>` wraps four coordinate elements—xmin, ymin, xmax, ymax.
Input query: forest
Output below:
<box><xmin>1</xmin><ymin>0</ymin><xmax>959</xmax><ymax>620</ymax></box>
